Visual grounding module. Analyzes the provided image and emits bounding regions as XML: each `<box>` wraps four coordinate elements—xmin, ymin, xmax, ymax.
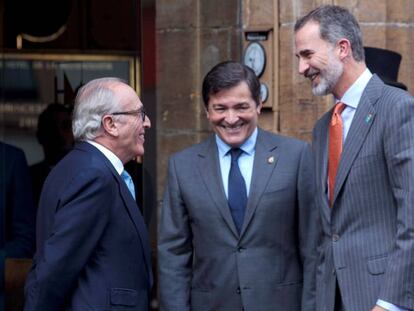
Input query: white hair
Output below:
<box><xmin>72</xmin><ymin>77</ymin><xmax>125</xmax><ymax>141</ymax></box>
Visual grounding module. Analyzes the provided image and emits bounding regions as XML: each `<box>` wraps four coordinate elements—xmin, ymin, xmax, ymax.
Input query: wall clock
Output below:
<box><xmin>243</xmin><ymin>41</ymin><xmax>266</xmax><ymax>77</ymax></box>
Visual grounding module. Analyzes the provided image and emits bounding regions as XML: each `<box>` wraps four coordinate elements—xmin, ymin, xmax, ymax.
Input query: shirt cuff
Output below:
<box><xmin>377</xmin><ymin>299</ymin><xmax>407</xmax><ymax>311</ymax></box>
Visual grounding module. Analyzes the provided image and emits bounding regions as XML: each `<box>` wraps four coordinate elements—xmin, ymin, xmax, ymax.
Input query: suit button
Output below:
<box><xmin>236</xmin><ymin>287</ymin><xmax>241</xmax><ymax>294</ymax></box>
<box><xmin>237</xmin><ymin>247</ymin><xmax>244</xmax><ymax>252</ymax></box>
<box><xmin>332</xmin><ymin>234</ymin><xmax>340</xmax><ymax>242</ymax></box>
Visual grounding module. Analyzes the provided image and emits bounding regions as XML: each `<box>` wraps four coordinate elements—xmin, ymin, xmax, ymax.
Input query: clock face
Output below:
<box><xmin>260</xmin><ymin>83</ymin><xmax>269</xmax><ymax>103</ymax></box>
<box><xmin>243</xmin><ymin>42</ymin><xmax>266</xmax><ymax>77</ymax></box>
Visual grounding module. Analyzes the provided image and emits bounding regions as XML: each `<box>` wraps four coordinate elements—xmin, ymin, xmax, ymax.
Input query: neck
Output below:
<box><xmin>332</xmin><ymin>61</ymin><xmax>366</xmax><ymax>99</ymax></box>
<box><xmin>93</xmin><ymin>137</ymin><xmax>126</xmax><ymax>164</ymax></box>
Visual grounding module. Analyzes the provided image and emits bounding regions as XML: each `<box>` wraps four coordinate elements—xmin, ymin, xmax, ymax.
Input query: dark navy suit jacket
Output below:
<box><xmin>0</xmin><ymin>141</ymin><xmax>35</xmax><ymax>258</ymax></box>
<box><xmin>24</xmin><ymin>142</ymin><xmax>152</xmax><ymax>311</ymax></box>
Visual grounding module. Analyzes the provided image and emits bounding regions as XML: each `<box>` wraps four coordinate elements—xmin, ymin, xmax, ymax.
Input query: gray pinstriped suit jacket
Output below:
<box><xmin>158</xmin><ymin>129</ymin><xmax>318</xmax><ymax>310</ymax></box>
<box><xmin>313</xmin><ymin>74</ymin><xmax>414</xmax><ymax>311</ymax></box>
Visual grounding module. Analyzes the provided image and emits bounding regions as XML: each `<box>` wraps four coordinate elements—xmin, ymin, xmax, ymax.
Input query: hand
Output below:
<box><xmin>372</xmin><ymin>306</ymin><xmax>388</xmax><ymax>311</ymax></box>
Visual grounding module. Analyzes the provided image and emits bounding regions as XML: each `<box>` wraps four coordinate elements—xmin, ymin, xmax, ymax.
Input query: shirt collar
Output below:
<box><xmin>216</xmin><ymin>127</ymin><xmax>258</xmax><ymax>158</ymax></box>
<box><xmin>337</xmin><ymin>68</ymin><xmax>372</xmax><ymax>109</ymax></box>
<box><xmin>86</xmin><ymin>140</ymin><xmax>124</xmax><ymax>175</ymax></box>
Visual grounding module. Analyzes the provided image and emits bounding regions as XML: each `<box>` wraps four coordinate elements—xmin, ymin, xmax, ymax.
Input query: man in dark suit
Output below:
<box><xmin>158</xmin><ymin>61</ymin><xmax>318</xmax><ymax>310</ymax></box>
<box><xmin>0</xmin><ymin>142</ymin><xmax>36</xmax><ymax>259</ymax></box>
<box><xmin>0</xmin><ymin>142</ymin><xmax>36</xmax><ymax>311</ymax></box>
<box><xmin>294</xmin><ymin>5</ymin><xmax>414</xmax><ymax>311</ymax></box>
<box><xmin>24</xmin><ymin>78</ymin><xmax>152</xmax><ymax>311</ymax></box>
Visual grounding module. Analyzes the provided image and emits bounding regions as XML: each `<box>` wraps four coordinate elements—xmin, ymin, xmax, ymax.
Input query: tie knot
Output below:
<box><xmin>121</xmin><ymin>170</ymin><xmax>136</xmax><ymax>200</ymax></box>
<box><xmin>121</xmin><ymin>170</ymin><xmax>133</xmax><ymax>185</ymax></box>
<box><xmin>230</xmin><ymin>148</ymin><xmax>243</xmax><ymax>161</ymax></box>
<box><xmin>331</xmin><ymin>102</ymin><xmax>346</xmax><ymax>126</ymax></box>
<box><xmin>334</xmin><ymin>102</ymin><xmax>346</xmax><ymax>115</ymax></box>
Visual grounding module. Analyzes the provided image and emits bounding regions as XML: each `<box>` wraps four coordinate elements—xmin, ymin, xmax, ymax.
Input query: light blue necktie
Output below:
<box><xmin>121</xmin><ymin>170</ymin><xmax>136</xmax><ymax>200</ymax></box>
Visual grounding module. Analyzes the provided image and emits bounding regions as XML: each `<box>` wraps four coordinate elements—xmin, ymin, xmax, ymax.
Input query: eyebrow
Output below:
<box><xmin>296</xmin><ymin>49</ymin><xmax>314</xmax><ymax>58</ymax></box>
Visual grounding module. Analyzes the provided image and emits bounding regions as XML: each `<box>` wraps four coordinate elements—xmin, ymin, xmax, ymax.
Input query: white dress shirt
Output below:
<box><xmin>86</xmin><ymin>140</ymin><xmax>124</xmax><ymax>176</ymax></box>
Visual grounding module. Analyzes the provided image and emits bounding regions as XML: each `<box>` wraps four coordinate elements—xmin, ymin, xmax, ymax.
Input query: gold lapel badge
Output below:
<box><xmin>267</xmin><ymin>156</ymin><xmax>274</xmax><ymax>164</ymax></box>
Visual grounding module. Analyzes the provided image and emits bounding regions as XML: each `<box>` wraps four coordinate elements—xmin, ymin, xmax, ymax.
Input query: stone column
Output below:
<box><xmin>156</xmin><ymin>0</ymin><xmax>242</xmax><ymax>199</ymax></box>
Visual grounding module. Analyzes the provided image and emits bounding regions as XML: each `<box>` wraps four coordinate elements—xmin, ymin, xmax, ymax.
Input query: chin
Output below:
<box><xmin>223</xmin><ymin>137</ymin><xmax>244</xmax><ymax>147</ymax></box>
<box><xmin>312</xmin><ymin>82</ymin><xmax>330</xmax><ymax>96</ymax></box>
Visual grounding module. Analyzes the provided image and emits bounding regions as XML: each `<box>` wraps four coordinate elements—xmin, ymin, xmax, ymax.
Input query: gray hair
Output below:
<box><xmin>72</xmin><ymin>77</ymin><xmax>125</xmax><ymax>141</ymax></box>
<box><xmin>294</xmin><ymin>5</ymin><xmax>365</xmax><ymax>62</ymax></box>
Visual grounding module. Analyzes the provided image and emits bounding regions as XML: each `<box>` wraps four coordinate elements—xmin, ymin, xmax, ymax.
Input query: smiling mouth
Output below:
<box><xmin>309</xmin><ymin>73</ymin><xmax>319</xmax><ymax>82</ymax></box>
<box><xmin>221</xmin><ymin>123</ymin><xmax>244</xmax><ymax>133</ymax></box>
<box><xmin>305</xmin><ymin>68</ymin><xmax>320</xmax><ymax>82</ymax></box>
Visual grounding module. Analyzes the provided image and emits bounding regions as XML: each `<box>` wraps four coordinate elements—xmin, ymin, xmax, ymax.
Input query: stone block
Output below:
<box><xmin>360</xmin><ymin>25</ymin><xmax>386</xmax><ymax>47</ymax></box>
<box><xmin>200</xmin><ymin>0</ymin><xmax>240</xmax><ymax>28</ymax></box>
<box><xmin>243</xmin><ymin>0</ymin><xmax>274</xmax><ymax>28</ymax></box>
<box><xmin>200</xmin><ymin>28</ymin><xmax>242</xmax><ymax>78</ymax></box>
<box><xmin>258</xmin><ymin>109</ymin><xmax>277</xmax><ymax>133</ymax></box>
<box><xmin>279</xmin><ymin>25</ymin><xmax>295</xmax><ymax>99</ymax></box>
<box><xmin>387</xmin><ymin>0</ymin><xmax>414</xmax><ymax>23</ymax></box>
<box><xmin>157</xmin><ymin>29</ymin><xmax>197</xmax><ymax>98</ymax></box>
<box><xmin>335</xmin><ymin>0</ymin><xmax>386</xmax><ymax>22</ymax></box>
<box><xmin>158</xmin><ymin>96</ymin><xmax>205</xmax><ymax>131</ymax></box>
<box><xmin>279</xmin><ymin>0</ymin><xmax>293</xmax><ymax>24</ymax></box>
<box><xmin>386</xmin><ymin>27</ymin><xmax>414</xmax><ymax>93</ymax></box>
<box><xmin>157</xmin><ymin>0</ymin><xmax>198</xmax><ymax>29</ymax></box>
<box><xmin>279</xmin><ymin>0</ymin><xmax>334</xmax><ymax>24</ymax></box>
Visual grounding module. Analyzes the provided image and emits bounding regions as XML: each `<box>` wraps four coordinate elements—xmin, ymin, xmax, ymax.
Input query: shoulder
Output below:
<box><xmin>169</xmin><ymin>135</ymin><xmax>215</xmax><ymax>162</ymax></box>
<box><xmin>366</xmin><ymin>74</ymin><xmax>414</xmax><ymax>106</ymax></box>
<box><xmin>0</xmin><ymin>142</ymin><xmax>26</xmax><ymax>163</ymax></box>
<box><xmin>258</xmin><ymin>128</ymin><xmax>309</xmax><ymax>150</ymax></box>
<box><xmin>47</xmin><ymin>145</ymin><xmax>116</xmax><ymax>191</ymax></box>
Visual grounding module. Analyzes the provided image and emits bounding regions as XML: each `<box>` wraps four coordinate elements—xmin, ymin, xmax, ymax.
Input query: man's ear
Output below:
<box><xmin>256</xmin><ymin>102</ymin><xmax>263</xmax><ymax>114</ymax></box>
<box><xmin>337</xmin><ymin>38</ymin><xmax>351</xmax><ymax>60</ymax></box>
<box><xmin>101</xmin><ymin>115</ymin><xmax>119</xmax><ymax>137</ymax></box>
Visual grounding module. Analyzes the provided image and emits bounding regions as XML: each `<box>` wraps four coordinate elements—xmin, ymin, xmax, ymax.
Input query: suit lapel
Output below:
<box><xmin>315</xmin><ymin>114</ymin><xmax>332</xmax><ymax>217</ymax></box>
<box><xmin>118</xmin><ymin>177</ymin><xmax>153</xmax><ymax>285</ymax></box>
<box><xmin>76</xmin><ymin>142</ymin><xmax>152</xmax><ymax>285</ymax></box>
<box><xmin>197</xmin><ymin>137</ymin><xmax>239</xmax><ymax>238</ymax></box>
<box><xmin>240</xmin><ymin>129</ymin><xmax>278</xmax><ymax>237</ymax></box>
<box><xmin>333</xmin><ymin>76</ymin><xmax>381</xmax><ymax>204</ymax></box>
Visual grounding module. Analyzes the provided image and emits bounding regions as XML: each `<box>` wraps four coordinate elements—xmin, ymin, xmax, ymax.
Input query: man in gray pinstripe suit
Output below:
<box><xmin>295</xmin><ymin>5</ymin><xmax>414</xmax><ymax>311</ymax></box>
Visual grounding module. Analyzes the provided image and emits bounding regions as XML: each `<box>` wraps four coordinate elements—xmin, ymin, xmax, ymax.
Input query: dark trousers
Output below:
<box><xmin>334</xmin><ymin>280</ymin><xmax>345</xmax><ymax>311</ymax></box>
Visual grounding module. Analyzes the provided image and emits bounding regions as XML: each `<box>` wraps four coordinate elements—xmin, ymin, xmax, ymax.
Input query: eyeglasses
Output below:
<box><xmin>111</xmin><ymin>107</ymin><xmax>146</xmax><ymax>122</ymax></box>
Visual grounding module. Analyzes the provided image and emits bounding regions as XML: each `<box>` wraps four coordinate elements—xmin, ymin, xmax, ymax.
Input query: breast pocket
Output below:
<box><xmin>109</xmin><ymin>288</ymin><xmax>148</xmax><ymax>308</ymax></box>
<box><xmin>367</xmin><ymin>255</ymin><xmax>388</xmax><ymax>275</ymax></box>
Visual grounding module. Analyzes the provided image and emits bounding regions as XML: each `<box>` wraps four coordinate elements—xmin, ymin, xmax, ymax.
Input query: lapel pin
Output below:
<box><xmin>365</xmin><ymin>114</ymin><xmax>373</xmax><ymax>123</ymax></box>
<box><xmin>267</xmin><ymin>156</ymin><xmax>274</xmax><ymax>164</ymax></box>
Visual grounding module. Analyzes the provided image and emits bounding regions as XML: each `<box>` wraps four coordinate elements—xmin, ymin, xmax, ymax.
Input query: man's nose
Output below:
<box><xmin>298</xmin><ymin>58</ymin><xmax>309</xmax><ymax>75</ymax></box>
<box><xmin>224</xmin><ymin>109</ymin><xmax>238</xmax><ymax>123</ymax></box>
<box><xmin>143</xmin><ymin>115</ymin><xmax>151</xmax><ymax>128</ymax></box>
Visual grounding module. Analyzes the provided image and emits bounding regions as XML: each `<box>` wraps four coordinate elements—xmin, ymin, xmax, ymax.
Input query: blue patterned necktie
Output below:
<box><xmin>228</xmin><ymin>148</ymin><xmax>247</xmax><ymax>233</ymax></box>
<box><xmin>121</xmin><ymin>170</ymin><xmax>136</xmax><ymax>200</ymax></box>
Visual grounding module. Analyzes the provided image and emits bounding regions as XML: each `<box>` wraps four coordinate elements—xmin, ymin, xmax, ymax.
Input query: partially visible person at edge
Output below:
<box><xmin>0</xmin><ymin>141</ymin><xmax>36</xmax><ymax>311</ymax></box>
<box><xmin>24</xmin><ymin>77</ymin><xmax>153</xmax><ymax>311</ymax></box>
<box><xmin>295</xmin><ymin>5</ymin><xmax>414</xmax><ymax>311</ymax></box>
<box><xmin>158</xmin><ymin>61</ymin><xmax>318</xmax><ymax>310</ymax></box>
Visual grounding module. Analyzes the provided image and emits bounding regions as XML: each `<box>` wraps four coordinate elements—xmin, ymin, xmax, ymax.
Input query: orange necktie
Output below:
<box><xmin>328</xmin><ymin>102</ymin><xmax>346</xmax><ymax>206</ymax></box>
